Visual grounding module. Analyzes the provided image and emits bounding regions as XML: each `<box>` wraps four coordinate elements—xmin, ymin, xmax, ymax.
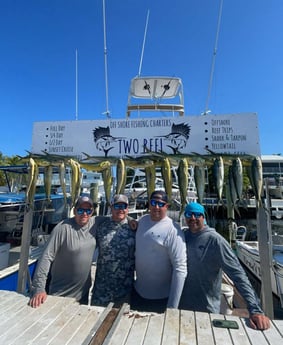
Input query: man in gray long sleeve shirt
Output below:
<box><xmin>131</xmin><ymin>190</ymin><xmax>187</xmax><ymax>313</ymax></box>
<box><xmin>29</xmin><ymin>196</ymin><xmax>98</xmax><ymax>308</ymax></box>
<box><xmin>179</xmin><ymin>202</ymin><xmax>270</xmax><ymax>330</ymax></box>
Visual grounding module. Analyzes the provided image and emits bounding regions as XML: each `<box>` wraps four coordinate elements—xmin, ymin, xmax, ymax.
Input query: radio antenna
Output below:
<box><xmin>138</xmin><ymin>10</ymin><xmax>150</xmax><ymax>77</ymax></box>
<box><xmin>102</xmin><ymin>0</ymin><xmax>110</xmax><ymax>117</ymax></box>
<box><xmin>203</xmin><ymin>0</ymin><xmax>223</xmax><ymax>115</ymax></box>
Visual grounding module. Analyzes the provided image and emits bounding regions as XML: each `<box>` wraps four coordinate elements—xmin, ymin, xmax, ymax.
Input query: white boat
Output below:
<box><xmin>0</xmin><ymin>165</ymin><xmax>71</xmax><ymax>244</ymax></box>
<box><xmin>0</xmin><ymin>164</ymin><xmax>72</xmax><ymax>291</ymax></box>
<box><xmin>235</xmin><ymin>240</ymin><xmax>283</xmax><ymax>308</ymax></box>
<box><xmin>80</xmin><ymin>170</ymin><xmax>104</xmax><ymax>198</ymax></box>
<box><xmin>0</xmin><ymin>191</ymin><xmax>69</xmax><ymax>239</ymax></box>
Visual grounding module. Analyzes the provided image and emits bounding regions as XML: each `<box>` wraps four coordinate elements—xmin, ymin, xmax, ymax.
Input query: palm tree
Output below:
<box><xmin>0</xmin><ymin>153</ymin><xmax>22</xmax><ymax>188</ymax></box>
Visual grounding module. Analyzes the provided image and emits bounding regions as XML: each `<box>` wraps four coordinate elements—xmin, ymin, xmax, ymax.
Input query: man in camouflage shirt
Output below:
<box><xmin>91</xmin><ymin>194</ymin><xmax>136</xmax><ymax>307</ymax></box>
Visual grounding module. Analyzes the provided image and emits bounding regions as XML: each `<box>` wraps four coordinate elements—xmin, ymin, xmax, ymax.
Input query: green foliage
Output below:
<box><xmin>0</xmin><ymin>152</ymin><xmax>22</xmax><ymax>186</ymax></box>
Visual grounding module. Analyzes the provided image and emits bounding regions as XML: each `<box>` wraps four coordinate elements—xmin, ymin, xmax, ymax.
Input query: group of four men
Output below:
<box><xmin>29</xmin><ymin>191</ymin><xmax>270</xmax><ymax>330</ymax></box>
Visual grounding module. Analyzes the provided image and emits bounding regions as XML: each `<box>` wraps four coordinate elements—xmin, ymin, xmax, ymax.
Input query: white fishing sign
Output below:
<box><xmin>31</xmin><ymin>113</ymin><xmax>260</xmax><ymax>159</ymax></box>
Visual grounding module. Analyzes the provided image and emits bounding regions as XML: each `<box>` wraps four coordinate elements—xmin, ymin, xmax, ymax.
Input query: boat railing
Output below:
<box><xmin>127</xmin><ymin>103</ymin><xmax>184</xmax><ymax>117</ymax></box>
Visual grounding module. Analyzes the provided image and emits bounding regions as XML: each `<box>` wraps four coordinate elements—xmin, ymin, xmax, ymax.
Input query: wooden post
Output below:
<box><xmin>90</xmin><ymin>182</ymin><xmax>99</xmax><ymax>203</ymax></box>
<box><xmin>227</xmin><ymin>208</ymin><xmax>235</xmax><ymax>247</ymax></box>
<box><xmin>17</xmin><ymin>205</ymin><xmax>34</xmax><ymax>293</ymax></box>
<box><xmin>256</xmin><ymin>179</ymin><xmax>274</xmax><ymax>318</ymax></box>
<box><xmin>90</xmin><ymin>182</ymin><xmax>99</xmax><ymax>215</ymax></box>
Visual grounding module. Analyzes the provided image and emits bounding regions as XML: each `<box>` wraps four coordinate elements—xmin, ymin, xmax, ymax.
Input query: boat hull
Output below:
<box><xmin>0</xmin><ymin>261</ymin><xmax>37</xmax><ymax>291</ymax></box>
<box><xmin>0</xmin><ymin>246</ymin><xmax>43</xmax><ymax>291</ymax></box>
<box><xmin>235</xmin><ymin>240</ymin><xmax>283</xmax><ymax>306</ymax></box>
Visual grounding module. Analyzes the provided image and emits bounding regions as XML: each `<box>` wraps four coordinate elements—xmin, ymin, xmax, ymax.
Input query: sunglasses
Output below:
<box><xmin>77</xmin><ymin>208</ymin><xmax>92</xmax><ymax>215</ymax></box>
<box><xmin>113</xmin><ymin>203</ymin><xmax>128</xmax><ymax>210</ymax></box>
<box><xmin>184</xmin><ymin>212</ymin><xmax>203</xmax><ymax>219</ymax></box>
<box><xmin>150</xmin><ymin>199</ymin><xmax>167</xmax><ymax>208</ymax></box>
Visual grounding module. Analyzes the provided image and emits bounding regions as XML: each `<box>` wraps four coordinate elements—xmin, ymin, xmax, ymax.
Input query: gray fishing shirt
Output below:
<box><xmin>91</xmin><ymin>217</ymin><xmax>136</xmax><ymax>306</ymax></box>
<box><xmin>179</xmin><ymin>226</ymin><xmax>264</xmax><ymax>315</ymax></box>
<box><xmin>32</xmin><ymin>216</ymin><xmax>97</xmax><ymax>301</ymax></box>
<box><xmin>134</xmin><ymin>214</ymin><xmax>187</xmax><ymax>308</ymax></box>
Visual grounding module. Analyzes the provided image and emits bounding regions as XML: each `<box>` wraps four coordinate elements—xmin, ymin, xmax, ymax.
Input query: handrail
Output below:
<box><xmin>127</xmin><ymin>104</ymin><xmax>184</xmax><ymax>117</ymax></box>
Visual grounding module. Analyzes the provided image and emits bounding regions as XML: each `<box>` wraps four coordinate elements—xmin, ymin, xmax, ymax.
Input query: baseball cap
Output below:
<box><xmin>111</xmin><ymin>194</ymin><xmax>128</xmax><ymax>205</ymax></box>
<box><xmin>185</xmin><ymin>202</ymin><xmax>205</xmax><ymax>216</ymax></box>
<box><xmin>75</xmin><ymin>196</ymin><xmax>94</xmax><ymax>208</ymax></box>
<box><xmin>150</xmin><ymin>190</ymin><xmax>168</xmax><ymax>203</ymax></box>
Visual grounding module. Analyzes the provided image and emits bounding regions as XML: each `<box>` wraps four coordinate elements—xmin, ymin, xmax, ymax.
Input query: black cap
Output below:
<box><xmin>150</xmin><ymin>190</ymin><xmax>168</xmax><ymax>203</ymax></box>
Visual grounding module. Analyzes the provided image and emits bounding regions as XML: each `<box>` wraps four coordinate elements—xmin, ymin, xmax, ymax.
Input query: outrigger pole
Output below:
<box><xmin>102</xmin><ymin>0</ymin><xmax>110</xmax><ymax>118</ymax></box>
<box><xmin>138</xmin><ymin>9</ymin><xmax>150</xmax><ymax>77</ymax></box>
<box><xmin>203</xmin><ymin>0</ymin><xmax>224</xmax><ymax>115</ymax></box>
<box><xmin>75</xmin><ymin>48</ymin><xmax>78</xmax><ymax>121</ymax></box>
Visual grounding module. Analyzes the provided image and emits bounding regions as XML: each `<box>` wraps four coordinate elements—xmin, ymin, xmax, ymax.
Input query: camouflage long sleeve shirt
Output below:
<box><xmin>91</xmin><ymin>217</ymin><xmax>136</xmax><ymax>306</ymax></box>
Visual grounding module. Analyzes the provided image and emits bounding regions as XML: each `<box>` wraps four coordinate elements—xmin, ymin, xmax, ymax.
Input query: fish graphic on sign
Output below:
<box><xmin>93</xmin><ymin>126</ymin><xmax>125</xmax><ymax>157</ymax></box>
<box><xmin>157</xmin><ymin>122</ymin><xmax>191</xmax><ymax>154</ymax></box>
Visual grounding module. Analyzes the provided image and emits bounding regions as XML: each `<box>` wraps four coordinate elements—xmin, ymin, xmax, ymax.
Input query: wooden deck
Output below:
<box><xmin>0</xmin><ymin>290</ymin><xmax>282</xmax><ymax>345</ymax></box>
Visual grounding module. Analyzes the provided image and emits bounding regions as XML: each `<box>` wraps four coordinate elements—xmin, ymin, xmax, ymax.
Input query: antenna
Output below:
<box><xmin>75</xmin><ymin>48</ymin><xmax>78</xmax><ymax>120</ymax></box>
<box><xmin>102</xmin><ymin>0</ymin><xmax>110</xmax><ymax>118</ymax></box>
<box><xmin>138</xmin><ymin>9</ymin><xmax>150</xmax><ymax>77</ymax></box>
<box><xmin>203</xmin><ymin>0</ymin><xmax>224</xmax><ymax>115</ymax></box>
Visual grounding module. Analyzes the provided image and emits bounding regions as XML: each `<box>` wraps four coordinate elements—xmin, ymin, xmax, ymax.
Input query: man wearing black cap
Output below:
<box><xmin>91</xmin><ymin>194</ymin><xmax>136</xmax><ymax>307</ymax></box>
<box><xmin>29</xmin><ymin>196</ymin><xmax>98</xmax><ymax>308</ymax></box>
<box><xmin>179</xmin><ymin>202</ymin><xmax>270</xmax><ymax>330</ymax></box>
<box><xmin>131</xmin><ymin>190</ymin><xmax>187</xmax><ymax>313</ymax></box>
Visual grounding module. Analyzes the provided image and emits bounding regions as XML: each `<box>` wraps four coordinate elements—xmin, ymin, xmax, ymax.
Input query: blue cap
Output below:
<box><xmin>185</xmin><ymin>202</ymin><xmax>205</xmax><ymax>216</ymax></box>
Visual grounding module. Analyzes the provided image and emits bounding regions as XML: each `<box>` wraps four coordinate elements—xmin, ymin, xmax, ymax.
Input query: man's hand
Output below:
<box><xmin>29</xmin><ymin>292</ymin><xmax>47</xmax><ymax>308</ymax></box>
<box><xmin>249</xmin><ymin>313</ymin><xmax>270</xmax><ymax>330</ymax></box>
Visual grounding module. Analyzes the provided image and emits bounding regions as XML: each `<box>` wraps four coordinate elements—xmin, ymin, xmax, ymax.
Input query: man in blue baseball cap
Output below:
<box><xmin>179</xmin><ymin>202</ymin><xmax>270</xmax><ymax>330</ymax></box>
<box><xmin>183</xmin><ymin>202</ymin><xmax>206</xmax><ymax>230</ymax></box>
<box><xmin>185</xmin><ymin>201</ymin><xmax>205</xmax><ymax>214</ymax></box>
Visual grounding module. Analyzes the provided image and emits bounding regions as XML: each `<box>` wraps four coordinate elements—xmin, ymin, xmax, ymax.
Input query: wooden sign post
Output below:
<box><xmin>17</xmin><ymin>205</ymin><xmax>34</xmax><ymax>293</ymax></box>
<box><xmin>256</xmin><ymin>178</ymin><xmax>274</xmax><ymax>318</ymax></box>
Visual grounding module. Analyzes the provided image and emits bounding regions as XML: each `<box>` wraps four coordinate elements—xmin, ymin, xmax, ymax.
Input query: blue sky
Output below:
<box><xmin>0</xmin><ymin>0</ymin><xmax>282</xmax><ymax>157</ymax></box>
